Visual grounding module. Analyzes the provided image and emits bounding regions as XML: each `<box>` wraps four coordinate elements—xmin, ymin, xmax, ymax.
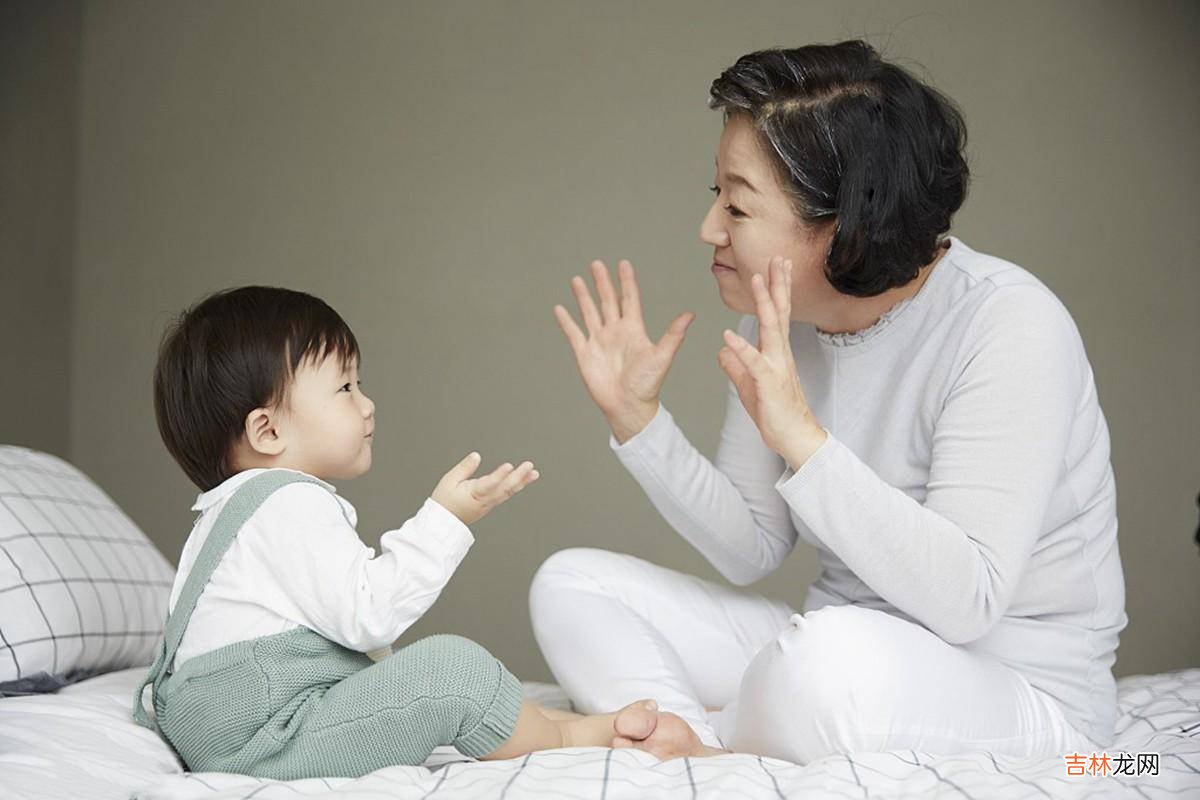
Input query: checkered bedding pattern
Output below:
<box><xmin>0</xmin><ymin>446</ymin><xmax>175</xmax><ymax>693</ymax></box>
<box><xmin>1</xmin><ymin>668</ymin><xmax>1195</xmax><ymax>799</ymax></box>
<box><xmin>130</xmin><ymin>670</ymin><xmax>1200</xmax><ymax>799</ymax></box>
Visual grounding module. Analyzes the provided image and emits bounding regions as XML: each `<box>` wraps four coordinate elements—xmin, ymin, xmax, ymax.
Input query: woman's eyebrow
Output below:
<box><xmin>725</xmin><ymin>172</ymin><xmax>759</xmax><ymax>194</ymax></box>
<box><xmin>714</xmin><ymin>161</ymin><xmax>760</xmax><ymax>194</ymax></box>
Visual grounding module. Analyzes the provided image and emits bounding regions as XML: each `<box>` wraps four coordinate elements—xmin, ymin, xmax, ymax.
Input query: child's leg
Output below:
<box><xmin>275</xmin><ymin>633</ymin><xmax>659</xmax><ymax>773</ymax></box>
<box><xmin>481</xmin><ymin>699</ymin><xmax>658</xmax><ymax>760</ymax></box>
<box><xmin>539</xmin><ymin>706</ymin><xmax>582</xmax><ymax>721</ymax></box>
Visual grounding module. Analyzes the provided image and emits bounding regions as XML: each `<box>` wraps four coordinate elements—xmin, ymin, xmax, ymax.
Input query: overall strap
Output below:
<box><xmin>133</xmin><ymin>470</ymin><xmax>333</xmax><ymax>729</ymax></box>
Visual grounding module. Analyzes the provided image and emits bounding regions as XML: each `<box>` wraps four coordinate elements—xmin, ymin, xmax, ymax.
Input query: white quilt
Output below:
<box><xmin>1</xmin><ymin>666</ymin><xmax>1197</xmax><ymax>799</ymax></box>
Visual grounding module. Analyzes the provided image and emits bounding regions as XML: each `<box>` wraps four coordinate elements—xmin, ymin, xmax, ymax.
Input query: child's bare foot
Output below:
<box><xmin>610</xmin><ymin>699</ymin><xmax>659</xmax><ymax>747</ymax></box>
<box><xmin>558</xmin><ymin>699</ymin><xmax>658</xmax><ymax>748</ymax></box>
<box><xmin>612</xmin><ymin>706</ymin><xmax>727</xmax><ymax>760</ymax></box>
<box><xmin>540</xmin><ymin>707</ymin><xmax>582</xmax><ymax>721</ymax></box>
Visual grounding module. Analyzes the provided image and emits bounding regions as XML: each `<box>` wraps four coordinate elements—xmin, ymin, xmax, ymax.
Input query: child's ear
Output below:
<box><xmin>244</xmin><ymin>407</ymin><xmax>286</xmax><ymax>456</ymax></box>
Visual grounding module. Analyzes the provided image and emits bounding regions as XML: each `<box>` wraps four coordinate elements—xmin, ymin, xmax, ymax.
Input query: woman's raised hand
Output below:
<box><xmin>554</xmin><ymin>260</ymin><xmax>695</xmax><ymax>443</ymax></box>
<box><xmin>717</xmin><ymin>256</ymin><xmax>827</xmax><ymax>469</ymax></box>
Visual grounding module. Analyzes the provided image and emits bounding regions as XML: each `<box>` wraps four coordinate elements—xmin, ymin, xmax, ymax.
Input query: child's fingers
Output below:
<box><xmin>493</xmin><ymin>461</ymin><xmax>538</xmax><ymax>500</ymax></box>
<box><xmin>446</xmin><ymin>451</ymin><xmax>481</xmax><ymax>482</ymax></box>
<box><xmin>471</xmin><ymin>461</ymin><xmax>515</xmax><ymax>494</ymax></box>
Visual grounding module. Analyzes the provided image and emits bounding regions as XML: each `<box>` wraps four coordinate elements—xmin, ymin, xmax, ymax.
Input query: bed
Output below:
<box><xmin>0</xmin><ymin>666</ymin><xmax>1196</xmax><ymax>799</ymax></box>
<box><xmin>2</xmin><ymin>447</ymin><xmax>1198</xmax><ymax>799</ymax></box>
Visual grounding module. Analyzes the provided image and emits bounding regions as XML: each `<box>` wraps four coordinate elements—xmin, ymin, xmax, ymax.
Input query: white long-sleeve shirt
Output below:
<box><xmin>612</xmin><ymin>236</ymin><xmax>1126</xmax><ymax>746</ymax></box>
<box><xmin>168</xmin><ymin>468</ymin><xmax>473</xmax><ymax>670</ymax></box>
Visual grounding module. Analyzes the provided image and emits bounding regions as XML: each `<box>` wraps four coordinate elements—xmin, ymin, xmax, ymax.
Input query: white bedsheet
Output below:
<box><xmin>1</xmin><ymin>666</ymin><xmax>1197</xmax><ymax>799</ymax></box>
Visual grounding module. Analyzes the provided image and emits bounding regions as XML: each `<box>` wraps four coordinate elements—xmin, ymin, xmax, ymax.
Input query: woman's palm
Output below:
<box><xmin>578</xmin><ymin>316</ymin><xmax>669</xmax><ymax>411</ymax></box>
<box><xmin>555</xmin><ymin>259</ymin><xmax>694</xmax><ymax>431</ymax></box>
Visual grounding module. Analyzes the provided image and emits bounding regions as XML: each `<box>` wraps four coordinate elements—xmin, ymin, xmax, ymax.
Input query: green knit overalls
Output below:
<box><xmin>132</xmin><ymin>470</ymin><xmax>524</xmax><ymax>779</ymax></box>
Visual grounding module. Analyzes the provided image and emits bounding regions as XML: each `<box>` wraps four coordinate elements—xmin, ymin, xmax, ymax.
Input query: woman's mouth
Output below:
<box><xmin>712</xmin><ymin>262</ymin><xmax>736</xmax><ymax>275</ymax></box>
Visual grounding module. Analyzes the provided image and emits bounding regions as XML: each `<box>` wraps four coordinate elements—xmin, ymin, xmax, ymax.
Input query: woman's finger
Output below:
<box><xmin>617</xmin><ymin>260</ymin><xmax>643</xmax><ymax>325</ymax></box>
<box><xmin>654</xmin><ymin>311</ymin><xmax>695</xmax><ymax>363</ymax></box>
<box><xmin>591</xmin><ymin>260</ymin><xmax>621</xmax><ymax>325</ymax></box>
<box><xmin>750</xmin><ymin>268</ymin><xmax>782</xmax><ymax>357</ymax></box>
<box><xmin>553</xmin><ymin>305</ymin><xmax>587</xmax><ymax>358</ymax></box>
<box><xmin>717</xmin><ymin>346</ymin><xmax>750</xmax><ymax>386</ymax></box>
<box><xmin>570</xmin><ymin>275</ymin><xmax>604</xmax><ymax>337</ymax></box>
<box><xmin>718</xmin><ymin>347</ymin><xmax>760</xmax><ymax>420</ymax></box>
<box><xmin>773</xmin><ymin>259</ymin><xmax>793</xmax><ymax>341</ymax></box>
<box><xmin>723</xmin><ymin>328</ymin><xmax>767</xmax><ymax>379</ymax></box>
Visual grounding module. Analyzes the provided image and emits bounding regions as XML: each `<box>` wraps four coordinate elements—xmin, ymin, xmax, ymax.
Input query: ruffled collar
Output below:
<box><xmin>814</xmin><ymin>294</ymin><xmax>914</xmax><ymax>347</ymax></box>
<box><xmin>813</xmin><ymin>238</ymin><xmax>954</xmax><ymax>349</ymax></box>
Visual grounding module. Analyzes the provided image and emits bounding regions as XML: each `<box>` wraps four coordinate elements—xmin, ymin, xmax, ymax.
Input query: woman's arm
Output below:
<box><xmin>611</xmin><ymin>322</ymin><xmax>800</xmax><ymax>585</ymax></box>
<box><xmin>555</xmin><ymin>260</ymin><xmax>798</xmax><ymax>584</ymax></box>
<box><xmin>775</xmin><ymin>286</ymin><xmax>1081</xmax><ymax>643</ymax></box>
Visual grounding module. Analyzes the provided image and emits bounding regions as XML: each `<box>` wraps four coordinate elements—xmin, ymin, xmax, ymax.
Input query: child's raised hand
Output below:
<box><xmin>431</xmin><ymin>452</ymin><xmax>539</xmax><ymax>525</ymax></box>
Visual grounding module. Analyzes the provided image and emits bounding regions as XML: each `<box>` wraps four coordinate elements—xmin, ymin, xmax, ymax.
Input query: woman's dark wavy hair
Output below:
<box><xmin>153</xmin><ymin>286</ymin><xmax>359</xmax><ymax>491</ymax></box>
<box><xmin>709</xmin><ymin>40</ymin><xmax>969</xmax><ymax>297</ymax></box>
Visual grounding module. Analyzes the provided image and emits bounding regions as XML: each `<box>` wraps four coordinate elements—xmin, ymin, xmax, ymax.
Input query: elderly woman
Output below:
<box><xmin>532</xmin><ymin>40</ymin><xmax>1126</xmax><ymax>764</ymax></box>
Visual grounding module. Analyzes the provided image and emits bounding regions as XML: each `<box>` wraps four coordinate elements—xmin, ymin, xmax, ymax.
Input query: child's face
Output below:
<box><xmin>279</xmin><ymin>353</ymin><xmax>375</xmax><ymax>481</ymax></box>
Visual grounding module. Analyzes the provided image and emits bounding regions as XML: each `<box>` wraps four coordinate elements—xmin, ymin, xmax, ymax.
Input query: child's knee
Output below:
<box><xmin>401</xmin><ymin>634</ymin><xmax>500</xmax><ymax>683</ymax></box>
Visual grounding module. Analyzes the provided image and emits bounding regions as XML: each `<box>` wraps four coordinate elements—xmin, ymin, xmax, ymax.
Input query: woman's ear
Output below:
<box><xmin>244</xmin><ymin>406</ymin><xmax>286</xmax><ymax>456</ymax></box>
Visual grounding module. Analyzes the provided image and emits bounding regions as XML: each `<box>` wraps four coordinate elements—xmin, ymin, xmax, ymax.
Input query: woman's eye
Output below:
<box><xmin>710</xmin><ymin>185</ymin><xmax>745</xmax><ymax>218</ymax></box>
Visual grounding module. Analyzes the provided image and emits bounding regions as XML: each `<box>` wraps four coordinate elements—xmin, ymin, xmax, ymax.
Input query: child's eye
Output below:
<box><xmin>339</xmin><ymin>383</ymin><xmax>352</xmax><ymax>392</ymax></box>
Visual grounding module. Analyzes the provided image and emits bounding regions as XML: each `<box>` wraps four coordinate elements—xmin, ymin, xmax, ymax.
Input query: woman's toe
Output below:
<box><xmin>630</xmin><ymin>711</ymin><xmax>705</xmax><ymax>760</ymax></box>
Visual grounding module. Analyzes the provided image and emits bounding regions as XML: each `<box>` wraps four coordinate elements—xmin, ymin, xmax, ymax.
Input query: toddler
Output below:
<box><xmin>132</xmin><ymin>286</ymin><xmax>656</xmax><ymax>778</ymax></box>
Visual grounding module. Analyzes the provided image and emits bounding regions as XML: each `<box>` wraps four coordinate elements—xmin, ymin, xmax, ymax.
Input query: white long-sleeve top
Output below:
<box><xmin>167</xmin><ymin>468</ymin><xmax>473</xmax><ymax>670</ymax></box>
<box><xmin>612</xmin><ymin>237</ymin><xmax>1126</xmax><ymax>746</ymax></box>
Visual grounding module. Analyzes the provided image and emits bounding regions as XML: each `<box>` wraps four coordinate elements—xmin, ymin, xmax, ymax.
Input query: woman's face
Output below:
<box><xmin>700</xmin><ymin>113</ymin><xmax>837</xmax><ymax>321</ymax></box>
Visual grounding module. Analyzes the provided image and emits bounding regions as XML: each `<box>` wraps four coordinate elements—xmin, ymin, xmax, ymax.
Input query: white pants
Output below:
<box><xmin>529</xmin><ymin>548</ymin><xmax>1094</xmax><ymax>764</ymax></box>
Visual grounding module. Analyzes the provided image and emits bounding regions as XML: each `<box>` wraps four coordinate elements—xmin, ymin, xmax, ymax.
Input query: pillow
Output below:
<box><xmin>0</xmin><ymin>446</ymin><xmax>175</xmax><ymax>695</ymax></box>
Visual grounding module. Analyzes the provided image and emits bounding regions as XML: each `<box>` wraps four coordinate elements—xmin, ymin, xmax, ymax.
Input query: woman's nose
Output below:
<box><xmin>699</xmin><ymin>203</ymin><xmax>729</xmax><ymax>247</ymax></box>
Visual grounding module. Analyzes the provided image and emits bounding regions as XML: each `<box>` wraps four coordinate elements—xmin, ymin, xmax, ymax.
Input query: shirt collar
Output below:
<box><xmin>191</xmin><ymin>468</ymin><xmax>337</xmax><ymax>511</ymax></box>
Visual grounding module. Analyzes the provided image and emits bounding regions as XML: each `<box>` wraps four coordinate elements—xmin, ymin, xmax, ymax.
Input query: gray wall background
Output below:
<box><xmin>2</xmin><ymin>0</ymin><xmax>1197</xmax><ymax>682</ymax></box>
<box><xmin>1</xmin><ymin>0</ymin><xmax>78</xmax><ymax>460</ymax></box>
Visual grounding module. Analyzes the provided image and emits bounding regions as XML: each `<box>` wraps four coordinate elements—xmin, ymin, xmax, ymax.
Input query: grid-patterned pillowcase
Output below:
<box><xmin>0</xmin><ymin>446</ymin><xmax>175</xmax><ymax>695</ymax></box>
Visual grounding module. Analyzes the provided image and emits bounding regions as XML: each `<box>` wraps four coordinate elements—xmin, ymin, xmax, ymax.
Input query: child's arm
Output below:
<box><xmin>243</xmin><ymin>486</ymin><xmax>467</xmax><ymax>652</ymax></box>
<box><xmin>241</xmin><ymin>455</ymin><xmax>536</xmax><ymax>653</ymax></box>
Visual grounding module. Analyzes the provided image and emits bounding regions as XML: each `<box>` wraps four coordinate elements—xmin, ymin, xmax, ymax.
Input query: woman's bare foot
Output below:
<box><xmin>611</xmin><ymin>706</ymin><xmax>728</xmax><ymax>759</ymax></box>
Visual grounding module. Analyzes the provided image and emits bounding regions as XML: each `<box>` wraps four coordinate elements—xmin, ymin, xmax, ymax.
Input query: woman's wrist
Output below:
<box><xmin>607</xmin><ymin>401</ymin><xmax>659</xmax><ymax>445</ymax></box>
<box><xmin>779</xmin><ymin>418</ymin><xmax>828</xmax><ymax>471</ymax></box>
